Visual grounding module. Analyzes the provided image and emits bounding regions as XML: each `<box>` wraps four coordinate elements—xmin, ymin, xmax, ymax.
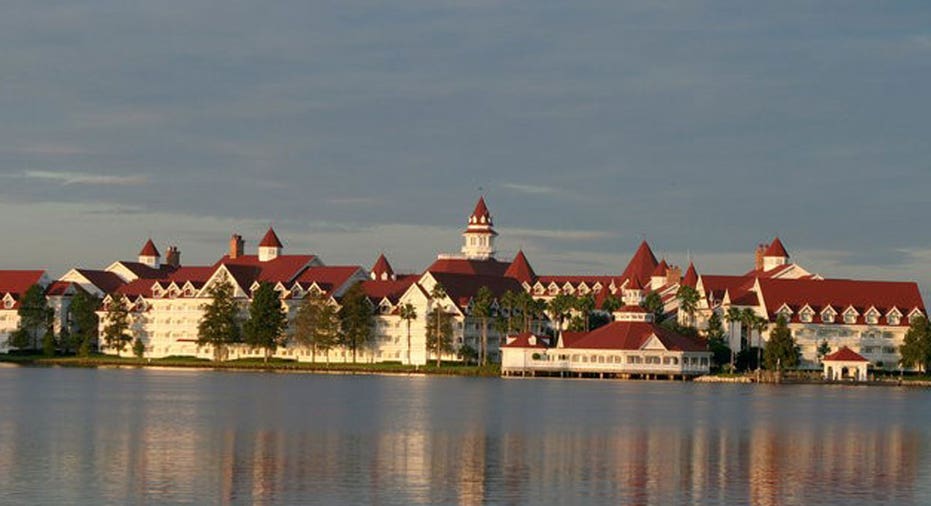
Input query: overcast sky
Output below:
<box><xmin>1</xmin><ymin>1</ymin><xmax>929</xmax><ymax>296</ymax></box>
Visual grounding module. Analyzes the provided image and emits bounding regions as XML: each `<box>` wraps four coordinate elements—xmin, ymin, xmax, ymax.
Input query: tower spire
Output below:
<box><xmin>461</xmin><ymin>196</ymin><xmax>498</xmax><ymax>260</ymax></box>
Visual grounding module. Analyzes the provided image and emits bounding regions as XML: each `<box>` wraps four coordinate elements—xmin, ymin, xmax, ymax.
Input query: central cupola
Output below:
<box><xmin>461</xmin><ymin>197</ymin><xmax>498</xmax><ymax>260</ymax></box>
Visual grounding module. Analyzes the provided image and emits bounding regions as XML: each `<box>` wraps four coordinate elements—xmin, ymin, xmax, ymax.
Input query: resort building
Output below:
<box><xmin>688</xmin><ymin>238</ymin><xmax>925</xmax><ymax>370</ymax></box>
<box><xmin>0</xmin><ymin>196</ymin><xmax>925</xmax><ymax>375</ymax></box>
<box><xmin>501</xmin><ymin>284</ymin><xmax>711</xmax><ymax>378</ymax></box>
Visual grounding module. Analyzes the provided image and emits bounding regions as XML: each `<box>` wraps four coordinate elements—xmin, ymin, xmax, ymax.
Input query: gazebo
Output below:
<box><xmin>823</xmin><ymin>346</ymin><xmax>869</xmax><ymax>381</ymax></box>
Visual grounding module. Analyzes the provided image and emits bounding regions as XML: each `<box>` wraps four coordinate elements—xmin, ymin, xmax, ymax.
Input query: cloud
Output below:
<box><xmin>509</xmin><ymin>227</ymin><xmax>615</xmax><ymax>241</ymax></box>
<box><xmin>500</xmin><ymin>183</ymin><xmax>559</xmax><ymax>195</ymax></box>
<box><xmin>20</xmin><ymin>170</ymin><xmax>149</xmax><ymax>186</ymax></box>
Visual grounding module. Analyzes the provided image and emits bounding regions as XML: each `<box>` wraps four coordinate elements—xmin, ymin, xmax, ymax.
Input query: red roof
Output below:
<box><xmin>561</xmin><ymin>321</ymin><xmax>706</xmax><ymax>352</ymax></box>
<box><xmin>501</xmin><ymin>332</ymin><xmax>549</xmax><ymax>349</ymax></box>
<box><xmin>504</xmin><ymin>250</ymin><xmax>536</xmax><ymax>283</ymax></box>
<box><xmin>627</xmin><ymin>276</ymin><xmax>643</xmax><ymax>290</ymax></box>
<box><xmin>370</xmin><ymin>254</ymin><xmax>395</xmax><ymax>280</ymax></box>
<box><xmin>361</xmin><ymin>275</ymin><xmax>418</xmax><ymax>303</ymax></box>
<box><xmin>296</xmin><ymin>266</ymin><xmax>363</xmax><ymax>295</ymax></box>
<box><xmin>430</xmin><ymin>272</ymin><xmax>524</xmax><ymax>308</ymax></box>
<box><xmin>470</xmin><ymin>196</ymin><xmax>492</xmax><ymax>224</ymax></box>
<box><xmin>758</xmin><ymin>277</ymin><xmax>925</xmax><ymax>326</ymax></box>
<box><xmin>823</xmin><ymin>346</ymin><xmax>868</xmax><ymax>362</ymax></box>
<box><xmin>259</xmin><ymin>227</ymin><xmax>283</xmax><ymax>248</ymax></box>
<box><xmin>165</xmin><ymin>266</ymin><xmax>215</xmax><ymax>284</ymax></box>
<box><xmin>651</xmin><ymin>259</ymin><xmax>669</xmax><ymax>277</ymax></box>
<box><xmin>764</xmin><ymin>237</ymin><xmax>789</xmax><ymax>258</ymax></box>
<box><xmin>45</xmin><ymin>281</ymin><xmax>75</xmax><ymax>296</ymax></box>
<box><xmin>620</xmin><ymin>241</ymin><xmax>659</xmax><ymax>286</ymax></box>
<box><xmin>699</xmin><ymin>275</ymin><xmax>755</xmax><ymax>305</ymax></box>
<box><xmin>117</xmin><ymin>262</ymin><xmax>179</xmax><ymax>280</ymax></box>
<box><xmin>75</xmin><ymin>269</ymin><xmax>126</xmax><ymax>294</ymax></box>
<box><xmin>215</xmin><ymin>254</ymin><xmax>316</xmax><ymax>289</ymax></box>
<box><xmin>427</xmin><ymin>257</ymin><xmax>510</xmax><ymax>277</ymax></box>
<box><xmin>0</xmin><ymin>270</ymin><xmax>46</xmax><ymax>296</ymax></box>
<box><xmin>139</xmin><ymin>239</ymin><xmax>160</xmax><ymax>257</ymax></box>
<box><xmin>681</xmin><ymin>263</ymin><xmax>699</xmax><ymax>287</ymax></box>
<box><xmin>116</xmin><ymin>279</ymin><xmax>157</xmax><ymax>297</ymax></box>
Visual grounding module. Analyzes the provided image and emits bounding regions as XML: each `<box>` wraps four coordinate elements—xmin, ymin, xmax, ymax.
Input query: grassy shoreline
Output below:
<box><xmin>0</xmin><ymin>354</ymin><xmax>501</xmax><ymax>377</ymax></box>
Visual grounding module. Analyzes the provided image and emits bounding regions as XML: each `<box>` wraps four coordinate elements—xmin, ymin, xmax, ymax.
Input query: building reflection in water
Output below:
<box><xmin>0</xmin><ymin>369</ymin><xmax>928</xmax><ymax>505</ymax></box>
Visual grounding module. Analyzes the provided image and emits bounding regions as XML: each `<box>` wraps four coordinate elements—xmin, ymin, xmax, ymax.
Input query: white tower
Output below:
<box><xmin>461</xmin><ymin>197</ymin><xmax>498</xmax><ymax>260</ymax></box>
<box><xmin>138</xmin><ymin>239</ymin><xmax>161</xmax><ymax>268</ymax></box>
<box><xmin>258</xmin><ymin>227</ymin><xmax>283</xmax><ymax>262</ymax></box>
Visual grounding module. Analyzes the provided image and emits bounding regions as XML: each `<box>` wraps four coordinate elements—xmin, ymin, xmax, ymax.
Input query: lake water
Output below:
<box><xmin>0</xmin><ymin>366</ymin><xmax>929</xmax><ymax>505</ymax></box>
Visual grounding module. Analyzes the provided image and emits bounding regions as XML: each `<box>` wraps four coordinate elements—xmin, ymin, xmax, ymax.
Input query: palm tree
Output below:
<box><xmin>429</xmin><ymin>283</ymin><xmax>448</xmax><ymax>367</ymax></box>
<box><xmin>601</xmin><ymin>294</ymin><xmax>621</xmax><ymax>321</ymax></box>
<box><xmin>725</xmin><ymin>307</ymin><xmax>743</xmax><ymax>371</ymax></box>
<box><xmin>547</xmin><ymin>294</ymin><xmax>574</xmax><ymax>335</ymax></box>
<box><xmin>753</xmin><ymin>316</ymin><xmax>769</xmax><ymax>371</ymax></box>
<box><xmin>472</xmin><ymin>286</ymin><xmax>494</xmax><ymax>366</ymax></box>
<box><xmin>399</xmin><ymin>303</ymin><xmax>417</xmax><ymax>366</ymax></box>
<box><xmin>677</xmin><ymin>285</ymin><xmax>701</xmax><ymax>328</ymax></box>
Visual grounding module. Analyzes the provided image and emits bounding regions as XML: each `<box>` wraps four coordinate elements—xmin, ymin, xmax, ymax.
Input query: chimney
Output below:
<box><xmin>166</xmin><ymin>246</ymin><xmax>181</xmax><ymax>268</ymax></box>
<box><xmin>666</xmin><ymin>265</ymin><xmax>682</xmax><ymax>285</ymax></box>
<box><xmin>754</xmin><ymin>244</ymin><xmax>766</xmax><ymax>271</ymax></box>
<box><xmin>230</xmin><ymin>234</ymin><xmax>244</xmax><ymax>259</ymax></box>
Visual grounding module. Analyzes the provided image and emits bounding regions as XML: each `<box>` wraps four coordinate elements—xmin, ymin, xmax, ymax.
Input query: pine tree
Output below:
<box><xmin>292</xmin><ymin>290</ymin><xmax>340</xmax><ymax>363</ymax></box>
<box><xmin>102</xmin><ymin>296</ymin><xmax>132</xmax><ymax>356</ymax></box>
<box><xmin>132</xmin><ymin>338</ymin><xmax>146</xmax><ymax>358</ymax></box>
<box><xmin>16</xmin><ymin>284</ymin><xmax>52</xmax><ymax>350</ymax></box>
<box><xmin>243</xmin><ymin>282</ymin><xmax>288</xmax><ymax>363</ymax></box>
<box><xmin>705</xmin><ymin>311</ymin><xmax>731</xmax><ymax>369</ymax></box>
<box><xmin>338</xmin><ymin>282</ymin><xmax>374</xmax><ymax>363</ymax></box>
<box><xmin>70</xmin><ymin>291</ymin><xmax>100</xmax><ymax>356</ymax></box>
<box><xmin>764</xmin><ymin>315</ymin><xmax>799</xmax><ymax>370</ymax></box>
<box><xmin>197</xmin><ymin>279</ymin><xmax>241</xmax><ymax>361</ymax></box>
<box><xmin>899</xmin><ymin>315</ymin><xmax>931</xmax><ymax>373</ymax></box>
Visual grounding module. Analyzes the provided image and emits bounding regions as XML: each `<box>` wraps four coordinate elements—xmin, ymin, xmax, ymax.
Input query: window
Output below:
<box><xmin>800</xmin><ymin>310</ymin><xmax>814</xmax><ymax>323</ymax></box>
<box><xmin>888</xmin><ymin>314</ymin><xmax>901</xmax><ymax>326</ymax></box>
<box><xmin>866</xmin><ymin>311</ymin><xmax>879</xmax><ymax>325</ymax></box>
<box><xmin>843</xmin><ymin>311</ymin><xmax>857</xmax><ymax>325</ymax></box>
<box><xmin>821</xmin><ymin>310</ymin><xmax>835</xmax><ymax>324</ymax></box>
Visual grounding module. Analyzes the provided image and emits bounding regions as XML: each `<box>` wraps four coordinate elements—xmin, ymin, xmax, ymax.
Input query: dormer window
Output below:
<box><xmin>800</xmin><ymin>309</ymin><xmax>813</xmax><ymax>323</ymax></box>
<box><xmin>843</xmin><ymin>309</ymin><xmax>858</xmax><ymax>325</ymax></box>
<box><xmin>3</xmin><ymin>298</ymin><xmax>13</xmax><ymax>310</ymax></box>
<box><xmin>865</xmin><ymin>309</ymin><xmax>880</xmax><ymax>325</ymax></box>
<box><xmin>887</xmin><ymin>310</ymin><xmax>902</xmax><ymax>326</ymax></box>
<box><xmin>821</xmin><ymin>308</ymin><xmax>836</xmax><ymax>324</ymax></box>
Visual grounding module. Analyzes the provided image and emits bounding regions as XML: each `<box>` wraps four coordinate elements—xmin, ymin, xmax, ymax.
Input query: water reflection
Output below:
<box><xmin>0</xmin><ymin>369</ymin><xmax>929</xmax><ymax>505</ymax></box>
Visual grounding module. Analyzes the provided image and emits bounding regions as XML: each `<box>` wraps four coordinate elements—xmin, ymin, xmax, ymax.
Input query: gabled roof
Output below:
<box><xmin>823</xmin><ymin>346</ymin><xmax>868</xmax><ymax>362</ymax></box>
<box><xmin>74</xmin><ymin>269</ymin><xmax>126</xmax><ymax>294</ymax></box>
<box><xmin>504</xmin><ymin>250</ymin><xmax>536</xmax><ymax>283</ymax></box>
<box><xmin>296</xmin><ymin>266</ymin><xmax>364</xmax><ymax>296</ymax></box>
<box><xmin>214</xmin><ymin>254</ymin><xmax>315</xmax><ymax>284</ymax></box>
<box><xmin>259</xmin><ymin>227</ymin><xmax>283</xmax><ymax>248</ymax></box>
<box><xmin>681</xmin><ymin>262</ymin><xmax>699</xmax><ymax>287</ymax></box>
<box><xmin>501</xmin><ymin>332</ymin><xmax>549</xmax><ymax>349</ymax></box>
<box><xmin>429</xmin><ymin>272</ymin><xmax>524</xmax><ymax>308</ymax></box>
<box><xmin>620</xmin><ymin>241</ymin><xmax>659</xmax><ymax>286</ymax></box>
<box><xmin>45</xmin><ymin>281</ymin><xmax>77</xmax><ymax>296</ymax></box>
<box><xmin>371</xmin><ymin>254</ymin><xmax>395</xmax><ymax>280</ymax></box>
<box><xmin>139</xmin><ymin>239</ymin><xmax>160</xmax><ymax>257</ymax></box>
<box><xmin>626</xmin><ymin>276</ymin><xmax>643</xmax><ymax>290</ymax></box>
<box><xmin>561</xmin><ymin>321</ymin><xmax>706</xmax><ymax>352</ymax></box>
<box><xmin>764</xmin><ymin>237</ymin><xmax>789</xmax><ymax>258</ymax></box>
<box><xmin>361</xmin><ymin>275</ymin><xmax>419</xmax><ymax>304</ymax></box>
<box><xmin>757</xmin><ymin>278</ymin><xmax>925</xmax><ymax>326</ymax></box>
<box><xmin>116</xmin><ymin>262</ymin><xmax>179</xmax><ymax>280</ymax></box>
<box><xmin>0</xmin><ymin>270</ymin><xmax>46</xmax><ymax>296</ymax></box>
<box><xmin>426</xmin><ymin>257</ymin><xmax>510</xmax><ymax>277</ymax></box>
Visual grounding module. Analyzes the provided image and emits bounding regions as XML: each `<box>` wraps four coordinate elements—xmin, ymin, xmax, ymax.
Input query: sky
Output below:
<box><xmin>1</xmin><ymin>1</ymin><xmax>929</xmax><ymax>296</ymax></box>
